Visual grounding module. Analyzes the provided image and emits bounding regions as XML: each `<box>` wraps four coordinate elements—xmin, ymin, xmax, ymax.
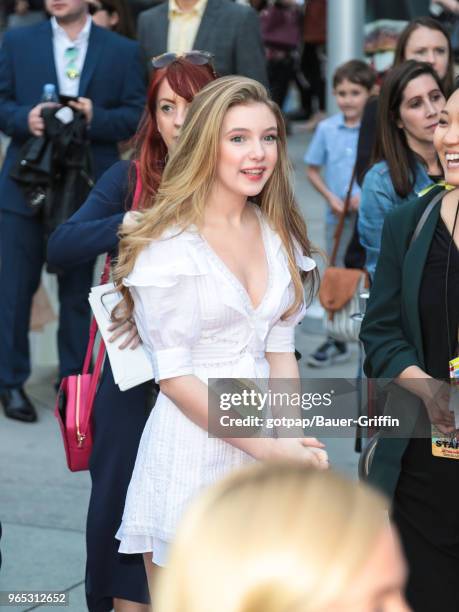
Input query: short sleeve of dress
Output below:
<box><xmin>122</xmin><ymin>232</ymin><xmax>207</xmax><ymax>382</ymax></box>
<box><xmin>265</xmin><ymin>241</ymin><xmax>316</xmax><ymax>353</ymax></box>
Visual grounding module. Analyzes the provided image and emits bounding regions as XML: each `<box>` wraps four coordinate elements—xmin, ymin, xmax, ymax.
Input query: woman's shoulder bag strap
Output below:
<box><xmin>409</xmin><ymin>189</ymin><xmax>446</xmax><ymax>248</ymax></box>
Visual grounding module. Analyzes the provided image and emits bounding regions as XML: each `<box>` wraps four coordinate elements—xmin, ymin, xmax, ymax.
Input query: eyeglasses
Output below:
<box><xmin>151</xmin><ymin>51</ymin><xmax>217</xmax><ymax>75</ymax></box>
<box><xmin>64</xmin><ymin>46</ymin><xmax>79</xmax><ymax>80</ymax></box>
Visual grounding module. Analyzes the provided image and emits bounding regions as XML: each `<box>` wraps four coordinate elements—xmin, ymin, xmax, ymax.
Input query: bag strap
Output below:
<box><xmin>81</xmin><ymin>339</ymin><xmax>106</xmax><ymax>432</ymax></box>
<box><xmin>82</xmin><ymin>255</ymin><xmax>110</xmax><ymax>375</ymax></box>
<box><xmin>330</xmin><ymin>165</ymin><xmax>357</xmax><ymax>267</ymax></box>
<box><xmin>78</xmin><ymin>228</ymin><xmax>115</xmax><ymax>431</ymax></box>
<box><xmin>409</xmin><ymin>188</ymin><xmax>445</xmax><ymax>248</ymax></box>
<box><xmin>132</xmin><ymin>160</ymin><xmax>142</xmax><ymax>211</ymax></box>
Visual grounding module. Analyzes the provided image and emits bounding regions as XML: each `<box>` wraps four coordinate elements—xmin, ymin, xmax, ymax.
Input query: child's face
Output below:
<box><xmin>333</xmin><ymin>79</ymin><xmax>370</xmax><ymax>124</ymax></box>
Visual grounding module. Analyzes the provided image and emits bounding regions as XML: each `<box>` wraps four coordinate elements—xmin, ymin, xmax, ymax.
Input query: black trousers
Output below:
<box><xmin>300</xmin><ymin>42</ymin><xmax>325</xmax><ymax>114</ymax></box>
<box><xmin>0</xmin><ymin>210</ymin><xmax>94</xmax><ymax>389</ymax></box>
<box><xmin>267</xmin><ymin>55</ymin><xmax>296</xmax><ymax>111</ymax></box>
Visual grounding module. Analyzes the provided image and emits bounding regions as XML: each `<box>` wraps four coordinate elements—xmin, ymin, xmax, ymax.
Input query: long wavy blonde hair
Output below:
<box><xmin>155</xmin><ymin>463</ymin><xmax>389</xmax><ymax>612</ymax></box>
<box><xmin>114</xmin><ymin>76</ymin><xmax>318</xmax><ymax>320</ymax></box>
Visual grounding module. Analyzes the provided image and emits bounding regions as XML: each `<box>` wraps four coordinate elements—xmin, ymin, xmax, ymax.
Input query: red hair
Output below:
<box><xmin>131</xmin><ymin>59</ymin><xmax>216</xmax><ymax>210</ymax></box>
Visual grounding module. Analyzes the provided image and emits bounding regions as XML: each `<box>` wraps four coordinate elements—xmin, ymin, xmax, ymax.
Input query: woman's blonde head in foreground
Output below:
<box><xmin>155</xmin><ymin>463</ymin><xmax>404</xmax><ymax>612</ymax></box>
<box><xmin>114</xmin><ymin>76</ymin><xmax>318</xmax><ymax>321</ymax></box>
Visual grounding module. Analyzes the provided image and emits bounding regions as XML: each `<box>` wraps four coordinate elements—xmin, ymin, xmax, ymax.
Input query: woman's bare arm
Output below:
<box><xmin>160</xmin><ymin>373</ymin><xmax>328</xmax><ymax>466</ymax></box>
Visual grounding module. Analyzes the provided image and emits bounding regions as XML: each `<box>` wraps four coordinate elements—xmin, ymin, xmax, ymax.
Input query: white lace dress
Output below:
<box><xmin>115</xmin><ymin>206</ymin><xmax>315</xmax><ymax>565</ymax></box>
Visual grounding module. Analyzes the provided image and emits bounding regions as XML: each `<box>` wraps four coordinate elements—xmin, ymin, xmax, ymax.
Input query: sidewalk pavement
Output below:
<box><xmin>0</xmin><ymin>127</ymin><xmax>361</xmax><ymax>611</ymax></box>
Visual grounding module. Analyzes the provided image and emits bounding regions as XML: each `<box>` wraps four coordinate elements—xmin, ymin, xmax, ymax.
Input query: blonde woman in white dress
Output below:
<box><xmin>113</xmin><ymin>76</ymin><xmax>329</xmax><ymax>593</ymax></box>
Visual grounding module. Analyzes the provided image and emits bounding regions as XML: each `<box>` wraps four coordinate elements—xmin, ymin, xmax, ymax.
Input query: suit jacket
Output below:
<box><xmin>0</xmin><ymin>20</ymin><xmax>146</xmax><ymax>216</ymax></box>
<box><xmin>137</xmin><ymin>0</ymin><xmax>268</xmax><ymax>87</ymax></box>
<box><xmin>360</xmin><ymin>185</ymin><xmax>445</xmax><ymax>499</ymax></box>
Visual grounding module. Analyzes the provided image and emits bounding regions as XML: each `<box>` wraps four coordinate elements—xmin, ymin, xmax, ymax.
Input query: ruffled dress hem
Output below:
<box><xmin>115</xmin><ymin>531</ymin><xmax>170</xmax><ymax>567</ymax></box>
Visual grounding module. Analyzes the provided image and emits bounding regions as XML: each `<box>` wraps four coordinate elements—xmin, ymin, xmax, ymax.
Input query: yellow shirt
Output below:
<box><xmin>167</xmin><ymin>0</ymin><xmax>208</xmax><ymax>54</ymax></box>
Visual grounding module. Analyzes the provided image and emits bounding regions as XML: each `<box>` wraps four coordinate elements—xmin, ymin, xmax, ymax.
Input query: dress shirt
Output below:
<box><xmin>51</xmin><ymin>15</ymin><xmax>92</xmax><ymax>97</ymax></box>
<box><xmin>167</xmin><ymin>0</ymin><xmax>207</xmax><ymax>54</ymax></box>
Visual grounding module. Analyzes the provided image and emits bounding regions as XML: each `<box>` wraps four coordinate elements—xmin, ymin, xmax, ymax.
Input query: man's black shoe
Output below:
<box><xmin>1</xmin><ymin>388</ymin><xmax>37</xmax><ymax>422</ymax></box>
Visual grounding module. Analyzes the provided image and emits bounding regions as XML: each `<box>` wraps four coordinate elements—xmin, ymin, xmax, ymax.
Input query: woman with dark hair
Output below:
<box><xmin>355</xmin><ymin>16</ymin><xmax>453</xmax><ymax>187</ymax></box>
<box><xmin>47</xmin><ymin>55</ymin><xmax>217</xmax><ymax>612</ymax></box>
<box><xmin>358</xmin><ymin>61</ymin><xmax>446</xmax><ymax>277</ymax></box>
<box><xmin>86</xmin><ymin>0</ymin><xmax>136</xmax><ymax>40</ymax></box>
<box><xmin>393</xmin><ymin>16</ymin><xmax>454</xmax><ymax>96</ymax></box>
<box><xmin>360</xmin><ymin>85</ymin><xmax>459</xmax><ymax>612</ymax></box>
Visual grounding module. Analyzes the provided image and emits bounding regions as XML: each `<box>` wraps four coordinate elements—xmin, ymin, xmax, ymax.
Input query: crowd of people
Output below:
<box><xmin>2</xmin><ymin>1</ymin><xmax>459</xmax><ymax>612</ymax></box>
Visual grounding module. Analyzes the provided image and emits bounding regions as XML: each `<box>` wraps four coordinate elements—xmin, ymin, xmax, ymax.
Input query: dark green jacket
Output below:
<box><xmin>360</xmin><ymin>185</ymin><xmax>445</xmax><ymax>498</ymax></box>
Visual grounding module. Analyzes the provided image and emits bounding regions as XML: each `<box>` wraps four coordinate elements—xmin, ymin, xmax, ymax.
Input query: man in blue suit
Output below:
<box><xmin>0</xmin><ymin>0</ymin><xmax>145</xmax><ymax>421</ymax></box>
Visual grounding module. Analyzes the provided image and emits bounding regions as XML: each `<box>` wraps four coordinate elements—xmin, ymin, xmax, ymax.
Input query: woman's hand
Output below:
<box><xmin>398</xmin><ymin>367</ymin><xmax>456</xmax><ymax>434</ymax></box>
<box><xmin>266</xmin><ymin>437</ymin><xmax>329</xmax><ymax>469</ymax></box>
<box><xmin>423</xmin><ymin>381</ymin><xmax>456</xmax><ymax>435</ymax></box>
<box><xmin>107</xmin><ymin>317</ymin><xmax>141</xmax><ymax>350</ymax></box>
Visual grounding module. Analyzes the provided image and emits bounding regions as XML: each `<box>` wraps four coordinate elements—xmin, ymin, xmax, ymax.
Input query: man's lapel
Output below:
<box><xmin>37</xmin><ymin>21</ymin><xmax>59</xmax><ymax>88</ymax></box>
<box><xmin>79</xmin><ymin>25</ymin><xmax>105</xmax><ymax>97</ymax></box>
<box><xmin>193</xmin><ymin>0</ymin><xmax>218</xmax><ymax>50</ymax></box>
<box><xmin>153</xmin><ymin>2</ymin><xmax>169</xmax><ymax>58</ymax></box>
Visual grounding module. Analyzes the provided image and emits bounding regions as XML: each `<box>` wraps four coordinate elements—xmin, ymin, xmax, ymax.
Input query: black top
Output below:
<box><xmin>428</xmin><ymin>173</ymin><xmax>443</xmax><ymax>183</ymax></box>
<box><xmin>420</xmin><ymin>216</ymin><xmax>459</xmax><ymax>377</ymax></box>
<box><xmin>395</xmin><ymin>216</ymin><xmax>459</xmax><ymax>555</ymax></box>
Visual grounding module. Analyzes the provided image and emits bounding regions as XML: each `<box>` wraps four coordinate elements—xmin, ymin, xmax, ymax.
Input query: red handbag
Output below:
<box><xmin>54</xmin><ymin>162</ymin><xmax>143</xmax><ymax>471</ymax></box>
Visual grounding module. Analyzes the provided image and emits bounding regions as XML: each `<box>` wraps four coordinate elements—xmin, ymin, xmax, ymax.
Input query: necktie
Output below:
<box><xmin>65</xmin><ymin>46</ymin><xmax>79</xmax><ymax>80</ymax></box>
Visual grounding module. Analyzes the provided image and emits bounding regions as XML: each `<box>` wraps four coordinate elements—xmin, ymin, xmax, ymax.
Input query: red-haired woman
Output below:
<box><xmin>47</xmin><ymin>55</ymin><xmax>216</xmax><ymax>612</ymax></box>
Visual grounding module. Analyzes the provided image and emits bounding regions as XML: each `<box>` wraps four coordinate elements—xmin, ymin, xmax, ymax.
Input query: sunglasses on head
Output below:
<box><xmin>151</xmin><ymin>51</ymin><xmax>216</xmax><ymax>75</ymax></box>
